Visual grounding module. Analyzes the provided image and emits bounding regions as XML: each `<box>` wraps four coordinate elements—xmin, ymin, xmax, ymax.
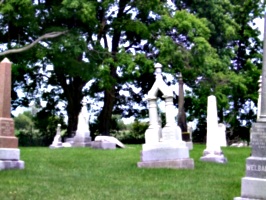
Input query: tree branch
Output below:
<box><xmin>0</xmin><ymin>31</ymin><xmax>68</xmax><ymax>56</ymax></box>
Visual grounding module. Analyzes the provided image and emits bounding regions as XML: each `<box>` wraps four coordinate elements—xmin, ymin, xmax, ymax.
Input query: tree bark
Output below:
<box><xmin>177</xmin><ymin>74</ymin><xmax>187</xmax><ymax>132</ymax></box>
<box><xmin>56</xmin><ymin>73</ymin><xmax>86</xmax><ymax>137</ymax></box>
<box><xmin>98</xmin><ymin>0</ymin><xmax>128</xmax><ymax>135</ymax></box>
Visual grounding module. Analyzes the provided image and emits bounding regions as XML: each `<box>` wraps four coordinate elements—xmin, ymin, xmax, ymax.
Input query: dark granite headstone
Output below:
<box><xmin>234</xmin><ymin>122</ymin><xmax>266</xmax><ymax>199</ymax></box>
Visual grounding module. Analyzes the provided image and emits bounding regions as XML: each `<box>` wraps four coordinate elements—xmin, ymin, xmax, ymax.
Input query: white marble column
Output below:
<box><xmin>205</xmin><ymin>95</ymin><xmax>221</xmax><ymax>152</ymax></box>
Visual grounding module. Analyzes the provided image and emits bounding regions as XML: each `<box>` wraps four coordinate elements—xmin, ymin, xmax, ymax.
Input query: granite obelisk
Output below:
<box><xmin>0</xmin><ymin>58</ymin><xmax>24</xmax><ymax>170</ymax></box>
<box><xmin>234</xmin><ymin>13</ymin><xmax>266</xmax><ymax>199</ymax></box>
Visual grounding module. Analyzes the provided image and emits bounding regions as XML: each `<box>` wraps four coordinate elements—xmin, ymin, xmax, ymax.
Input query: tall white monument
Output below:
<box><xmin>200</xmin><ymin>95</ymin><xmax>227</xmax><ymax>163</ymax></box>
<box><xmin>49</xmin><ymin>124</ymin><xmax>63</xmax><ymax>149</ymax></box>
<box><xmin>234</xmin><ymin>14</ymin><xmax>266</xmax><ymax>200</ymax></box>
<box><xmin>72</xmin><ymin>100</ymin><xmax>91</xmax><ymax>147</ymax></box>
<box><xmin>137</xmin><ymin>63</ymin><xmax>194</xmax><ymax>169</ymax></box>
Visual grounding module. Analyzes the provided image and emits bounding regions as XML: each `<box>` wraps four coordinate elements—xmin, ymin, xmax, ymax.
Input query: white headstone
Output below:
<box><xmin>200</xmin><ymin>95</ymin><xmax>227</xmax><ymax>163</ymax></box>
<box><xmin>218</xmin><ymin>123</ymin><xmax>227</xmax><ymax>147</ymax></box>
<box><xmin>49</xmin><ymin>124</ymin><xmax>63</xmax><ymax>149</ymax></box>
<box><xmin>72</xmin><ymin>100</ymin><xmax>91</xmax><ymax>147</ymax></box>
<box><xmin>93</xmin><ymin>136</ymin><xmax>125</xmax><ymax>148</ymax></box>
<box><xmin>138</xmin><ymin>63</ymin><xmax>194</xmax><ymax>169</ymax></box>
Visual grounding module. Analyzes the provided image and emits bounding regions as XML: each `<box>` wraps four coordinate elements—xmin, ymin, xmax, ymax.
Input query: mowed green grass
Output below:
<box><xmin>0</xmin><ymin>144</ymin><xmax>250</xmax><ymax>200</ymax></box>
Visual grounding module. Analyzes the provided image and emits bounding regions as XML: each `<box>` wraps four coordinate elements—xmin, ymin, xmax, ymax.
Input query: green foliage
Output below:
<box><xmin>14</xmin><ymin>110</ymin><xmax>66</xmax><ymax>146</ymax></box>
<box><xmin>1</xmin><ymin>0</ymin><xmax>263</xmax><ymax>141</ymax></box>
<box><xmin>34</xmin><ymin>111</ymin><xmax>67</xmax><ymax>146</ymax></box>
<box><xmin>112</xmin><ymin>120</ymin><xmax>148</xmax><ymax>144</ymax></box>
<box><xmin>14</xmin><ymin>111</ymin><xmax>33</xmax><ymax>130</ymax></box>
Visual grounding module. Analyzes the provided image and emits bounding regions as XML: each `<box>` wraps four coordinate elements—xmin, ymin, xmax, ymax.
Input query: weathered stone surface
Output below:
<box><xmin>0</xmin><ymin>136</ymin><xmax>18</xmax><ymax>148</ymax></box>
<box><xmin>72</xmin><ymin>134</ymin><xmax>91</xmax><ymax>147</ymax></box>
<box><xmin>185</xmin><ymin>141</ymin><xmax>193</xmax><ymax>150</ymax></box>
<box><xmin>0</xmin><ymin>160</ymin><xmax>24</xmax><ymax>170</ymax></box>
<box><xmin>245</xmin><ymin>157</ymin><xmax>266</xmax><ymax>179</ymax></box>
<box><xmin>235</xmin><ymin>121</ymin><xmax>266</xmax><ymax>199</ymax></box>
<box><xmin>140</xmin><ymin>146</ymin><xmax>189</xmax><ymax>162</ymax></box>
<box><xmin>137</xmin><ymin>158</ymin><xmax>194</xmax><ymax>169</ymax></box>
<box><xmin>91</xmin><ymin>141</ymin><xmax>116</xmax><ymax>149</ymax></box>
<box><xmin>250</xmin><ymin>123</ymin><xmax>266</xmax><ymax>157</ymax></box>
<box><xmin>0</xmin><ymin>118</ymin><xmax>14</xmax><ymax>137</ymax></box>
<box><xmin>94</xmin><ymin>136</ymin><xmax>125</xmax><ymax>148</ymax></box>
<box><xmin>0</xmin><ymin>58</ymin><xmax>12</xmax><ymax>118</ymax></box>
<box><xmin>0</xmin><ymin>148</ymin><xmax>20</xmax><ymax>160</ymax></box>
<box><xmin>240</xmin><ymin>177</ymin><xmax>266</xmax><ymax>199</ymax></box>
<box><xmin>200</xmin><ymin>154</ymin><xmax>227</xmax><ymax>164</ymax></box>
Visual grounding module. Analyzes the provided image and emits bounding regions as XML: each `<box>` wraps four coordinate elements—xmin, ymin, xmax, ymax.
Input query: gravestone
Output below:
<box><xmin>72</xmin><ymin>100</ymin><xmax>91</xmax><ymax>147</ymax></box>
<box><xmin>186</xmin><ymin>123</ymin><xmax>193</xmax><ymax>150</ymax></box>
<box><xmin>49</xmin><ymin>124</ymin><xmax>63</xmax><ymax>149</ymax></box>
<box><xmin>218</xmin><ymin>123</ymin><xmax>227</xmax><ymax>147</ymax></box>
<box><xmin>137</xmin><ymin>63</ymin><xmax>194</xmax><ymax>169</ymax></box>
<box><xmin>0</xmin><ymin>58</ymin><xmax>24</xmax><ymax>170</ymax></box>
<box><xmin>200</xmin><ymin>95</ymin><xmax>227</xmax><ymax>163</ymax></box>
<box><xmin>91</xmin><ymin>135</ymin><xmax>125</xmax><ymax>150</ymax></box>
<box><xmin>234</xmin><ymin>17</ymin><xmax>266</xmax><ymax>199</ymax></box>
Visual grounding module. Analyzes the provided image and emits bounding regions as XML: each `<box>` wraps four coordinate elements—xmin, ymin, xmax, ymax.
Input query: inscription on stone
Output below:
<box><xmin>251</xmin><ymin>134</ymin><xmax>266</xmax><ymax>149</ymax></box>
<box><xmin>0</xmin><ymin>120</ymin><xmax>14</xmax><ymax>136</ymax></box>
<box><xmin>162</xmin><ymin>127</ymin><xmax>176</xmax><ymax>141</ymax></box>
<box><xmin>247</xmin><ymin>164</ymin><xmax>266</xmax><ymax>172</ymax></box>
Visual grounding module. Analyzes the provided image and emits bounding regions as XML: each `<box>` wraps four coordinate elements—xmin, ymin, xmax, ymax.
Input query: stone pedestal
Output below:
<box><xmin>72</xmin><ymin>100</ymin><xmax>92</xmax><ymax>147</ymax></box>
<box><xmin>235</xmin><ymin>122</ymin><xmax>266</xmax><ymax>199</ymax></box>
<box><xmin>138</xmin><ymin>63</ymin><xmax>194</xmax><ymax>169</ymax></box>
<box><xmin>91</xmin><ymin>141</ymin><xmax>116</xmax><ymax>149</ymax></box>
<box><xmin>0</xmin><ymin>58</ymin><xmax>24</xmax><ymax>170</ymax></box>
<box><xmin>138</xmin><ymin>142</ymin><xmax>194</xmax><ymax>169</ymax></box>
<box><xmin>72</xmin><ymin>131</ymin><xmax>91</xmax><ymax>147</ymax></box>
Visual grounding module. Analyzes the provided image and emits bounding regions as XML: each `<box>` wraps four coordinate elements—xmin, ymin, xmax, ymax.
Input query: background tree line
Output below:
<box><xmin>0</xmin><ymin>0</ymin><xmax>264</xmax><ymax>145</ymax></box>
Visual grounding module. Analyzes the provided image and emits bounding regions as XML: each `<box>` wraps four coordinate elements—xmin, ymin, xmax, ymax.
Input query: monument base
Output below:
<box><xmin>91</xmin><ymin>141</ymin><xmax>116</xmax><ymax>149</ymax></box>
<box><xmin>49</xmin><ymin>143</ymin><xmax>63</xmax><ymax>149</ymax></box>
<box><xmin>0</xmin><ymin>160</ymin><xmax>24</xmax><ymax>170</ymax></box>
<box><xmin>72</xmin><ymin>136</ymin><xmax>91</xmax><ymax>147</ymax></box>
<box><xmin>200</xmin><ymin>149</ymin><xmax>227</xmax><ymax>164</ymax></box>
<box><xmin>0</xmin><ymin>148</ymin><xmax>20</xmax><ymax>160</ymax></box>
<box><xmin>138</xmin><ymin>141</ymin><xmax>194</xmax><ymax>169</ymax></box>
<box><xmin>185</xmin><ymin>141</ymin><xmax>193</xmax><ymax>150</ymax></box>
<box><xmin>0</xmin><ymin>148</ymin><xmax>25</xmax><ymax>170</ymax></box>
<box><xmin>234</xmin><ymin>177</ymin><xmax>266</xmax><ymax>199</ymax></box>
<box><xmin>137</xmin><ymin>158</ymin><xmax>194</xmax><ymax>169</ymax></box>
<box><xmin>140</xmin><ymin>142</ymin><xmax>189</xmax><ymax>161</ymax></box>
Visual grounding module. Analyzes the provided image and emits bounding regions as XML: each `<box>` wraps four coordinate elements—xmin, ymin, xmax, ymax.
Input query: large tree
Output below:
<box><xmin>2</xmin><ymin>0</ymin><xmax>263</xmax><ymax>141</ymax></box>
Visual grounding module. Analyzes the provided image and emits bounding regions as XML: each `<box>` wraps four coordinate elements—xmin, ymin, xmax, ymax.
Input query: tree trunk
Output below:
<box><xmin>98</xmin><ymin>84</ymin><xmax>116</xmax><ymax>135</ymax></box>
<box><xmin>56</xmin><ymin>73</ymin><xmax>86</xmax><ymax>137</ymax></box>
<box><xmin>97</xmin><ymin>0</ymin><xmax>127</xmax><ymax>135</ymax></box>
<box><xmin>177</xmin><ymin>74</ymin><xmax>187</xmax><ymax>132</ymax></box>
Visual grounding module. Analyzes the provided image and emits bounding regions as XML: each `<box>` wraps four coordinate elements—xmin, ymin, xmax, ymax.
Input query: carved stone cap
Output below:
<box><xmin>1</xmin><ymin>58</ymin><xmax>11</xmax><ymax>63</ymax></box>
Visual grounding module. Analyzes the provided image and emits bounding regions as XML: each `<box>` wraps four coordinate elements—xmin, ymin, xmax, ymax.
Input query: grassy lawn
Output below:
<box><xmin>0</xmin><ymin>144</ymin><xmax>250</xmax><ymax>200</ymax></box>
